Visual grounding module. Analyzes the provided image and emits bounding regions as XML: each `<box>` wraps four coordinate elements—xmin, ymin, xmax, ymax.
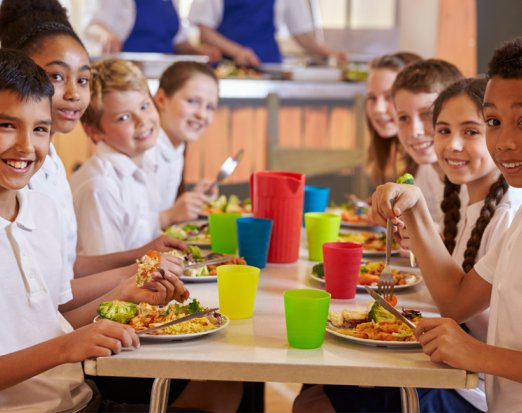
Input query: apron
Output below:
<box><xmin>123</xmin><ymin>0</ymin><xmax>179</xmax><ymax>53</ymax></box>
<box><xmin>217</xmin><ymin>0</ymin><xmax>281</xmax><ymax>63</ymax></box>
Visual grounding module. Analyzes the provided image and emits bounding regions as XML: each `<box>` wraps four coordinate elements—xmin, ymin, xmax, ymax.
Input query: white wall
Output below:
<box><xmin>398</xmin><ymin>0</ymin><xmax>439</xmax><ymax>58</ymax></box>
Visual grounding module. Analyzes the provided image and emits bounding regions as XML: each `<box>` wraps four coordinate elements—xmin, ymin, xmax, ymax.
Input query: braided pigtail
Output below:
<box><xmin>441</xmin><ymin>176</ymin><xmax>461</xmax><ymax>254</ymax></box>
<box><xmin>462</xmin><ymin>175</ymin><xmax>508</xmax><ymax>272</ymax></box>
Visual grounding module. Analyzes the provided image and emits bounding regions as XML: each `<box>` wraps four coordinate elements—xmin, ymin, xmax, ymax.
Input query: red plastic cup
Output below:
<box><xmin>322</xmin><ymin>242</ymin><xmax>363</xmax><ymax>299</ymax></box>
<box><xmin>250</xmin><ymin>171</ymin><xmax>305</xmax><ymax>263</ymax></box>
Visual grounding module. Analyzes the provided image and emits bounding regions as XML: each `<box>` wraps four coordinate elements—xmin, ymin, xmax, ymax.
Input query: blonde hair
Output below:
<box><xmin>81</xmin><ymin>58</ymin><xmax>150</xmax><ymax>131</ymax></box>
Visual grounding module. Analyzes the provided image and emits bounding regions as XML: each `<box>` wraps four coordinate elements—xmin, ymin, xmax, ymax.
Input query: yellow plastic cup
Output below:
<box><xmin>304</xmin><ymin>212</ymin><xmax>342</xmax><ymax>261</ymax></box>
<box><xmin>217</xmin><ymin>265</ymin><xmax>260</xmax><ymax>320</ymax></box>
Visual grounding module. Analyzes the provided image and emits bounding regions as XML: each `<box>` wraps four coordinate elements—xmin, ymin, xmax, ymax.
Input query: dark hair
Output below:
<box><xmin>488</xmin><ymin>36</ymin><xmax>522</xmax><ymax>79</ymax></box>
<box><xmin>365</xmin><ymin>52</ymin><xmax>422</xmax><ymax>185</ymax></box>
<box><xmin>391</xmin><ymin>58</ymin><xmax>464</xmax><ymax>97</ymax></box>
<box><xmin>0</xmin><ymin>0</ymin><xmax>84</xmax><ymax>56</ymax></box>
<box><xmin>0</xmin><ymin>48</ymin><xmax>53</xmax><ymax>103</ymax></box>
<box><xmin>159</xmin><ymin>61</ymin><xmax>218</xmax><ymax>97</ymax></box>
<box><xmin>435</xmin><ymin>77</ymin><xmax>508</xmax><ymax>272</ymax></box>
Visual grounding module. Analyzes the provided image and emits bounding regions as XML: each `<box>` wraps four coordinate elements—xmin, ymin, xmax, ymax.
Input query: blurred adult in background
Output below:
<box><xmin>364</xmin><ymin>52</ymin><xmax>422</xmax><ymax>186</ymax></box>
<box><xmin>82</xmin><ymin>0</ymin><xmax>220</xmax><ymax>61</ymax></box>
<box><xmin>188</xmin><ymin>0</ymin><xmax>347</xmax><ymax>66</ymax></box>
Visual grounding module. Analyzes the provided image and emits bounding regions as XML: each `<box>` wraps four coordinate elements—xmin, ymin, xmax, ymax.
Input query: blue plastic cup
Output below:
<box><xmin>303</xmin><ymin>186</ymin><xmax>330</xmax><ymax>226</ymax></box>
<box><xmin>236</xmin><ymin>217</ymin><xmax>273</xmax><ymax>269</ymax></box>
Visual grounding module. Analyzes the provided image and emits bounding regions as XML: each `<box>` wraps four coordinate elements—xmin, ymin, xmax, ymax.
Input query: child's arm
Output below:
<box><xmin>74</xmin><ymin>235</ymin><xmax>189</xmax><ymax>277</ymax></box>
<box><xmin>370</xmin><ymin>183</ymin><xmax>492</xmax><ymax>321</ymax></box>
<box><xmin>0</xmin><ymin>320</ymin><xmax>138</xmax><ymax>391</ymax></box>
<box><xmin>416</xmin><ymin>317</ymin><xmax>522</xmax><ymax>383</ymax></box>
<box><xmin>160</xmin><ymin>191</ymin><xmax>214</xmax><ymax>227</ymax></box>
<box><xmin>62</xmin><ymin>255</ymin><xmax>190</xmax><ymax>328</ymax></box>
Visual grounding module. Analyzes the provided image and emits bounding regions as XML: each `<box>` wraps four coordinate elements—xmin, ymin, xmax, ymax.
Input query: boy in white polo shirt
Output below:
<box><xmin>370</xmin><ymin>36</ymin><xmax>522</xmax><ymax>412</ymax></box>
<box><xmin>70</xmin><ymin>58</ymin><xmax>165</xmax><ymax>255</ymax></box>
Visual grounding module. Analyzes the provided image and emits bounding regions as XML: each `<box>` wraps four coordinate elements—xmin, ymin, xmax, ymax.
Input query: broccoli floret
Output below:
<box><xmin>367</xmin><ymin>301</ymin><xmax>396</xmax><ymax>323</ymax></box>
<box><xmin>97</xmin><ymin>300</ymin><xmax>137</xmax><ymax>324</ymax></box>
<box><xmin>312</xmin><ymin>263</ymin><xmax>324</xmax><ymax>278</ymax></box>
<box><xmin>396</xmin><ymin>173</ymin><xmax>415</xmax><ymax>185</ymax></box>
<box><xmin>187</xmin><ymin>245</ymin><xmax>202</xmax><ymax>260</ymax></box>
<box><xmin>187</xmin><ymin>298</ymin><xmax>205</xmax><ymax>314</ymax></box>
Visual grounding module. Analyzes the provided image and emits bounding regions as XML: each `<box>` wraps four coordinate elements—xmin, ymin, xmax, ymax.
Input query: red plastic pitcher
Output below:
<box><xmin>250</xmin><ymin>171</ymin><xmax>305</xmax><ymax>263</ymax></box>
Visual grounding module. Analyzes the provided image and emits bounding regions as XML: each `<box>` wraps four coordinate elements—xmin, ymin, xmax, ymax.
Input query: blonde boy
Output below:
<box><xmin>70</xmin><ymin>59</ymin><xmax>162</xmax><ymax>255</ymax></box>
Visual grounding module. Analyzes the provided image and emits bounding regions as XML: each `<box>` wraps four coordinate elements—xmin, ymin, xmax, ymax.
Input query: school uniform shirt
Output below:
<box><xmin>189</xmin><ymin>0</ymin><xmax>314</xmax><ymax>63</ymax></box>
<box><xmin>474</xmin><ymin>205</ymin><xmax>522</xmax><ymax>412</ymax></box>
<box><xmin>82</xmin><ymin>0</ymin><xmax>188</xmax><ymax>53</ymax></box>
<box><xmin>149</xmin><ymin>129</ymin><xmax>185</xmax><ymax>212</ymax></box>
<box><xmin>414</xmin><ymin>164</ymin><xmax>444</xmax><ymax>226</ymax></box>
<box><xmin>28</xmin><ymin>143</ymin><xmax>77</xmax><ymax>278</ymax></box>
<box><xmin>70</xmin><ymin>141</ymin><xmax>161</xmax><ymax>255</ymax></box>
<box><xmin>450</xmin><ymin>187</ymin><xmax>522</xmax><ymax>411</ymax></box>
<box><xmin>0</xmin><ymin>188</ymin><xmax>92</xmax><ymax>413</ymax></box>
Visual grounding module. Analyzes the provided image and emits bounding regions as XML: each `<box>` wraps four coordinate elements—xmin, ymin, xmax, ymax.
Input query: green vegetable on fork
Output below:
<box><xmin>396</xmin><ymin>173</ymin><xmax>415</xmax><ymax>185</ymax></box>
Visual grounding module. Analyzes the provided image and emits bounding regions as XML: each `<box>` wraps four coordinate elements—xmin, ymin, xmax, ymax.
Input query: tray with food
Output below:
<box><xmin>96</xmin><ymin>299</ymin><xmax>228</xmax><ymax>341</ymax></box>
<box><xmin>163</xmin><ymin>221</ymin><xmax>210</xmax><ymax>246</ymax></box>
<box><xmin>327</xmin><ymin>301</ymin><xmax>423</xmax><ymax>348</ymax></box>
<box><xmin>337</xmin><ymin>231</ymin><xmax>400</xmax><ymax>256</ymax></box>
<box><xmin>309</xmin><ymin>262</ymin><xmax>422</xmax><ymax>291</ymax></box>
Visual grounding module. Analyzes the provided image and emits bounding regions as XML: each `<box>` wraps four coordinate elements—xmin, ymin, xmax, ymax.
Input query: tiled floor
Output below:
<box><xmin>265</xmin><ymin>382</ymin><xmax>302</xmax><ymax>413</ymax></box>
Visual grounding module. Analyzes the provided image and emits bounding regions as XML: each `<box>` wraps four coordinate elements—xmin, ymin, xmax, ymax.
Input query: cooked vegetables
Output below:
<box><xmin>367</xmin><ymin>301</ymin><xmax>396</xmax><ymax>323</ymax></box>
<box><xmin>98</xmin><ymin>300</ymin><xmax>137</xmax><ymax>324</ymax></box>
<box><xmin>312</xmin><ymin>263</ymin><xmax>324</xmax><ymax>278</ymax></box>
<box><xmin>396</xmin><ymin>173</ymin><xmax>415</xmax><ymax>185</ymax></box>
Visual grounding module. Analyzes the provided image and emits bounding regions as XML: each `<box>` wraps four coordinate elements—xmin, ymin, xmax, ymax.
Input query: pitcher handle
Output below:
<box><xmin>250</xmin><ymin>173</ymin><xmax>255</xmax><ymax>215</ymax></box>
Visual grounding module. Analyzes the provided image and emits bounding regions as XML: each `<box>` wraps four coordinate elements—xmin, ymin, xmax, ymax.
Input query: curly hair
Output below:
<box><xmin>441</xmin><ymin>177</ymin><xmax>462</xmax><ymax>255</ymax></box>
<box><xmin>365</xmin><ymin>52</ymin><xmax>422</xmax><ymax>185</ymax></box>
<box><xmin>0</xmin><ymin>0</ymin><xmax>83</xmax><ymax>56</ymax></box>
<box><xmin>82</xmin><ymin>59</ymin><xmax>150</xmax><ymax>132</ymax></box>
<box><xmin>488</xmin><ymin>36</ymin><xmax>522</xmax><ymax>79</ymax></box>
<box><xmin>461</xmin><ymin>175</ymin><xmax>508</xmax><ymax>272</ymax></box>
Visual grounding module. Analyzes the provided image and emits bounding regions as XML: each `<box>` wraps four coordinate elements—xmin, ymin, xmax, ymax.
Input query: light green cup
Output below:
<box><xmin>217</xmin><ymin>264</ymin><xmax>260</xmax><ymax>319</ymax></box>
<box><xmin>304</xmin><ymin>212</ymin><xmax>342</xmax><ymax>261</ymax></box>
<box><xmin>209</xmin><ymin>212</ymin><xmax>242</xmax><ymax>254</ymax></box>
<box><xmin>284</xmin><ymin>289</ymin><xmax>331</xmax><ymax>349</ymax></box>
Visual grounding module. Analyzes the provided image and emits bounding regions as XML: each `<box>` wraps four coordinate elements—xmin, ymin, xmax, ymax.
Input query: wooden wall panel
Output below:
<box><xmin>230</xmin><ymin>107</ymin><xmax>255</xmax><ymax>184</ymax></box>
<box><xmin>278</xmin><ymin>107</ymin><xmax>302</xmax><ymax>148</ymax></box>
<box><xmin>303</xmin><ymin>107</ymin><xmax>329</xmax><ymax>148</ymax></box>
<box><xmin>329</xmin><ymin>107</ymin><xmax>355</xmax><ymax>149</ymax></box>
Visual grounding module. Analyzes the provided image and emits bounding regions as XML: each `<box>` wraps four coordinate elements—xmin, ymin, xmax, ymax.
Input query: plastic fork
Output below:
<box><xmin>378</xmin><ymin>216</ymin><xmax>394</xmax><ymax>299</ymax></box>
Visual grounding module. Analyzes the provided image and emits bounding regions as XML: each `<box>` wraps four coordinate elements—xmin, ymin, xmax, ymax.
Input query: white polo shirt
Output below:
<box><xmin>414</xmin><ymin>164</ymin><xmax>445</xmax><ymax>226</ymax></box>
<box><xmin>70</xmin><ymin>142</ymin><xmax>161</xmax><ymax>255</ymax></box>
<box><xmin>474</xmin><ymin>206</ymin><xmax>522</xmax><ymax>412</ymax></box>
<box><xmin>149</xmin><ymin>130</ymin><xmax>185</xmax><ymax>212</ymax></box>
<box><xmin>451</xmin><ymin>187</ymin><xmax>522</xmax><ymax>411</ymax></box>
<box><xmin>0</xmin><ymin>188</ymin><xmax>92</xmax><ymax>412</ymax></box>
<box><xmin>28</xmin><ymin>143</ymin><xmax>77</xmax><ymax>278</ymax></box>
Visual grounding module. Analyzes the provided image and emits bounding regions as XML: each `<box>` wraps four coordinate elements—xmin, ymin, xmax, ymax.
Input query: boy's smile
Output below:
<box><xmin>484</xmin><ymin>77</ymin><xmax>522</xmax><ymax>188</ymax></box>
<box><xmin>0</xmin><ymin>91</ymin><xmax>51</xmax><ymax>193</ymax></box>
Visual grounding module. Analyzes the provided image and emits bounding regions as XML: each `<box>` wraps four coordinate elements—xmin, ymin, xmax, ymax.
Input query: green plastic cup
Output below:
<box><xmin>284</xmin><ymin>289</ymin><xmax>331</xmax><ymax>349</ymax></box>
<box><xmin>217</xmin><ymin>264</ymin><xmax>260</xmax><ymax>320</ymax></box>
<box><xmin>209</xmin><ymin>212</ymin><xmax>242</xmax><ymax>254</ymax></box>
<box><xmin>304</xmin><ymin>212</ymin><xmax>342</xmax><ymax>261</ymax></box>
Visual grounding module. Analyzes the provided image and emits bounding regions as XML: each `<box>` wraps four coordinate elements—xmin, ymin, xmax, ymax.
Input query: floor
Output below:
<box><xmin>265</xmin><ymin>382</ymin><xmax>302</xmax><ymax>413</ymax></box>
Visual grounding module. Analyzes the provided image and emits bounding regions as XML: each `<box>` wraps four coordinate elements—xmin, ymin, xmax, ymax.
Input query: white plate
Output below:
<box><xmin>140</xmin><ymin>316</ymin><xmax>230</xmax><ymax>341</ymax></box>
<box><xmin>309</xmin><ymin>272</ymin><xmax>423</xmax><ymax>291</ymax></box>
<box><xmin>326</xmin><ymin>326</ymin><xmax>420</xmax><ymax>348</ymax></box>
<box><xmin>179</xmin><ymin>275</ymin><xmax>217</xmax><ymax>283</ymax></box>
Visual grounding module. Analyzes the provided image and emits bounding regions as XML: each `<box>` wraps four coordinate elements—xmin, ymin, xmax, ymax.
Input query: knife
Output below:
<box><xmin>364</xmin><ymin>286</ymin><xmax>417</xmax><ymax>331</ymax></box>
<box><xmin>184</xmin><ymin>255</ymin><xmax>236</xmax><ymax>270</ymax></box>
<box><xmin>137</xmin><ymin>307</ymin><xmax>219</xmax><ymax>336</ymax></box>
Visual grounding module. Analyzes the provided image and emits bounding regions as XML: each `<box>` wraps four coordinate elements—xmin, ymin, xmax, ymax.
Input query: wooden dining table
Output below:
<box><xmin>84</xmin><ymin>239</ymin><xmax>479</xmax><ymax>413</ymax></box>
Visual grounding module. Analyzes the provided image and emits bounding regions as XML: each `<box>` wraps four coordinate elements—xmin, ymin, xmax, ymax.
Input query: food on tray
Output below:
<box><xmin>311</xmin><ymin>262</ymin><xmax>324</xmax><ymax>278</ymax></box>
<box><xmin>329</xmin><ymin>197</ymin><xmax>370</xmax><ymax>225</ymax></box>
<box><xmin>97</xmin><ymin>300</ymin><xmax>137</xmax><ymax>324</ymax></box>
<box><xmin>163</xmin><ymin>222</ymin><xmax>210</xmax><ymax>243</ymax></box>
<box><xmin>203</xmin><ymin>195</ymin><xmax>252</xmax><ymax>214</ymax></box>
<box><xmin>396</xmin><ymin>173</ymin><xmax>415</xmax><ymax>185</ymax></box>
<box><xmin>97</xmin><ymin>299</ymin><xmax>225</xmax><ymax>336</ymax></box>
<box><xmin>328</xmin><ymin>303</ymin><xmax>422</xmax><ymax>342</ymax></box>
<box><xmin>135</xmin><ymin>250</ymin><xmax>161</xmax><ymax>287</ymax></box>
<box><xmin>215</xmin><ymin>61</ymin><xmax>264</xmax><ymax>79</ymax></box>
<box><xmin>338</xmin><ymin>231</ymin><xmax>396</xmax><ymax>252</ymax></box>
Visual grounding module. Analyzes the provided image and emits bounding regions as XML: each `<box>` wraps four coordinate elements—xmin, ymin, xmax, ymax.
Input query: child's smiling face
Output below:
<box><xmin>484</xmin><ymin>77</ymin><xmax>522</xmax><ymax>188</ymax></box>
<box><xmin>394</xmin><ymin>89</ymin><xmax>439</xmax><ymax>165</ymax></box>
<box><xmin>366</xmin><ymin>68</ymin><xmax>398</xmax><ymax>138</ymax></box>
<box><xmin>0</xmin><ymin>91</ymin><xmax>51</xmax><ymax>192</ymax></box>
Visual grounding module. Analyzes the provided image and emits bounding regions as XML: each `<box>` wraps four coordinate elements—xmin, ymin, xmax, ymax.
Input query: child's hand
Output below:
<box><xmin>168</xmin><ymin>191</ymin><xmax>212</xmax><ymax>223</ymax></box>
<box><xmin>369</xmin><ymin>183</ymin><xmax>424</xmax><ymax>225</ymax></box>
<box><xmin>140</xmin><ymin>235</ymin><xmax>188</xmax><ymax>256</ymax></box>
<box><xmin>194</xmin><ymin>179</ymin><xmax>219</xmax><ymax>201</ymax></box>
<box><xmin>61</xmin><ymin>319</ymin><xmax>139</xmax><ymax>362</ymax></box>
<box><xmin>415</xmin><ymin>317</ymin><xmax>483</xmax><ymax>372</ymax></box>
